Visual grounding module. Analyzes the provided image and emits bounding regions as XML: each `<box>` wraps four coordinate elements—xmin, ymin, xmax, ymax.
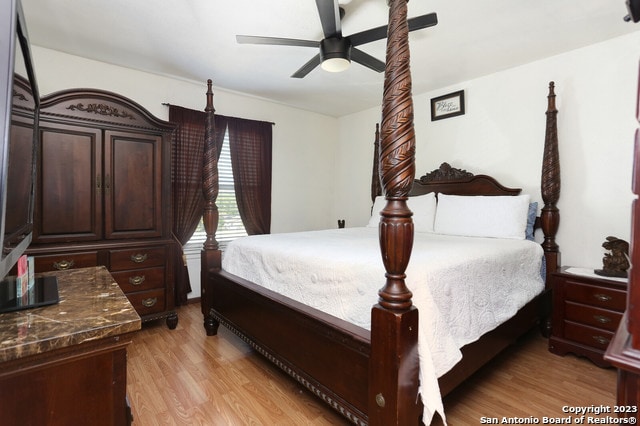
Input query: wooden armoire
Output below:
<box><xmin>27</xmin><ymin>87</ymin><xmax>178</xmax><ymax>329</ymax></box>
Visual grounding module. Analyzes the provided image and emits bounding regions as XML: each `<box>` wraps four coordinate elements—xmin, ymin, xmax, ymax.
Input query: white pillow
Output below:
<box><xmin>367</xmin><ymin>193</ymin><xmax>437</xmax><ymax>233</ymax></box>
<box><xmin>434</xmin><ymin>194</ymin><xmax>531</xmax><ymax>239</ymax></box>
<box><xmin>366</xmin><ymin>196</ymin><xmax>387</xmax><ymax>227</ymax></box>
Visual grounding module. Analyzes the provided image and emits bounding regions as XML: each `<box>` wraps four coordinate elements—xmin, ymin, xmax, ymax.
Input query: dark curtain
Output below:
<box><xmin>169</xmin><ymin>105</ymin><xmax>226</xmax><ymax>305</ymax></box>
<box><xmin>371</xmin><ymin>123</ymin><xmax>382</xmax><ymax>204</ymax></box>
<box><xmin>226</xmin><ymin>116</ymin><xmax>272</xmax><ymax>235</ymax></box>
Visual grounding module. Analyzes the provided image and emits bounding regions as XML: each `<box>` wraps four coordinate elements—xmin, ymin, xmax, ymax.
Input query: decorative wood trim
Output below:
<box><xmin>66</xmin><ymin>103</ymin><xmax>136</xmax><ymax>120</ymax></box>
<box><xmin>40</xmin><ymin>89</ymin><xmax>175</xmax><ymax>132</ymax></box>
<box><xmin>418</xmin><ymin>162</ymin><xmax>473</xmax><ymax>182</ymax></box>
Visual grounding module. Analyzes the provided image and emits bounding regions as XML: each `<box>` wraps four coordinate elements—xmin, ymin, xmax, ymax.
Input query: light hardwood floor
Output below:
<box><xmin>127</xmin><ymin>303</ymin><xmax>616</xmax><ymax>425</ymax></box>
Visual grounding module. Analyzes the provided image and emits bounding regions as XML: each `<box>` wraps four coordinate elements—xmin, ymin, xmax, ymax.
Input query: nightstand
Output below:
<box><xmin>549</xmin><ymin>266</ymin><xmax>628</xmax><ymax>367</ymax></box>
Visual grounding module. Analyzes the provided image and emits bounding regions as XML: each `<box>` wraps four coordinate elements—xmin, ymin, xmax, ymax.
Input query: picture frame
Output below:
<box><xmin>430</xmin><ymin>90</ymin><xmax>465</xmax><ymax>121</ymax></box>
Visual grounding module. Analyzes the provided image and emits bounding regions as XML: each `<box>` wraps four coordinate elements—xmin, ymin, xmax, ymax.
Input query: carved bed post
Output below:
<box><xmin>368</xmin><ymin>0</ymin><xmax>420</xmax><ymax>424</ymax></box>
<box><xmin>541</xmin><ymin>81</ymin><xmax>561</xmax><ymax>281</ymax></box>
<box><xmin>201</xmin><ymin>79</ymin><xmax>222</xmax><ymax>336</ymax></box>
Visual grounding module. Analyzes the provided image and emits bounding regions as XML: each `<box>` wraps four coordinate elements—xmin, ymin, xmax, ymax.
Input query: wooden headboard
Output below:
<box><xmin>409</xmin><ymin>162</ymin><xmax>521</xmax><ymax>196</ymax></box>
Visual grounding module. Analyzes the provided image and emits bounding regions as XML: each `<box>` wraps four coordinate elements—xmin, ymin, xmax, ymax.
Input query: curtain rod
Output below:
<box><xmin>162</xmin><ymin>102</ymin><xmax>275</xmax><ymax>126</ymax></box>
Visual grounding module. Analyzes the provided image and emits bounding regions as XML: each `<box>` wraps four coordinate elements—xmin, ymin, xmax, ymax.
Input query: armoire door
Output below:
<box><xmin>35</xmin><ymin>123</ymin><xmax>103</xmax><ymax>243</ymax></box>
<box><xmin>104</xmin><ymin>130</ymin><xmax>163</xmax><ymax>239</ymax></box>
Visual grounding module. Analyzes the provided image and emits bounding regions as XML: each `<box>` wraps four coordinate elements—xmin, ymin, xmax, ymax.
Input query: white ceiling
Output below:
<box><xmin>21</xmin><ymin>0</ymin><xmax>639</xmax><ymax>117</ymax></box>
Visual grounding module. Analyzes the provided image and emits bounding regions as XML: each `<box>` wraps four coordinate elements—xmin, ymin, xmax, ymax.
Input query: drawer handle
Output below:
<box><xmin>593</xmin><ymin>315</ymin><xmax>612</xmax><ymax>324</ymax></box>
<box><xmin>592</xmin><ymin>335</ymin><xmax>610</xmax><ymax>346</ymax></box>
<box><xmin>142</xmin><ymin>297</ymin><xmax>157</xmax><ymax>308</ymax></box>
<box><xmin>129</xmin><ymin>275</ymin><xmax>146</xmax><ymax>286</ymax></box>
<box><xmin>53</xmin><ymin>259</ymin><xmax>75</xmax><ymax>270</ymax></box>
<box><xmin>130</xmin><ymin>253</ymin><xmax>148</xmax><ymax>263</ymax></box>
<box><xmin>593</xmin><ymin>293</ymin><xmax>612</xmax><ymax>302</ymax></box>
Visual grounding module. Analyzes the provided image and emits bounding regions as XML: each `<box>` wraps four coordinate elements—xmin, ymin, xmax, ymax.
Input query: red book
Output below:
<box><xmin>16</xmin><ymin>255</ymin><xmax>28</xmax><ymax>300</ymax></box>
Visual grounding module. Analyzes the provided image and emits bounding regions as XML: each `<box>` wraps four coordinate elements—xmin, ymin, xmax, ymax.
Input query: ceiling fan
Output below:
<box><xmin>236</xmin><ymin>0</ymin><xmax>438</xmax><ymax>78</ymax></box>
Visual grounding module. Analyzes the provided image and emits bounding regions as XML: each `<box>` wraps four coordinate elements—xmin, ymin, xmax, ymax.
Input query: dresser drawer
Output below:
<box><xmin>110</xmin><ymin>267</ymin><xmax>165</xmax><ymax>293</ymax></box>
<box><xmin>109</xmin><ymin>247</ymin><xmax>166</xmax><ymax>271</ymax></box>
<box><xmin>33</xmin><ymin>251</ymin><xmax>98</xmax><ymax>273</ymax></box>
<box><xmin>564</xmin><ymin>281</ymin><xmax>626</xmax><ymax>311</ymax></box>
<box><xmin>563</xmin><ymin>321</ymin><xmax>614</xmax><ymax>350</ymax></box>
<box><xmin>564</xmin><ymin>301</ymin><xmax>622</xmax><ymax>332</ymax></box>
<box><xmin>126</xmin><ymin>289</ymin><xmax>165</xmax><ymax>316</ymax></box>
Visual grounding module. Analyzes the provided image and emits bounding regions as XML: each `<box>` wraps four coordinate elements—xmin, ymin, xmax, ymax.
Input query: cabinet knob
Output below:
<box><xmin>142</xmin><ymin>297</ymin><xmax>157</xmax><ymax>308</ymax></box>
<box><xmin>129</xmin><ymin>275</ymin><xmax>146</xmax><ymax>286</ymax></box>
<box><xmin>593</xmin><ymin>293</ymin><xmax>612</xmax><ymax>302</ymax></box>
<box><xmin>53</xmin><ymin>259</ymin><xmax>75</xmax><ymax>270</ymax></box>
<box><xmin>592</xmin><ymin>335</ymin><xmax>610</xmax><ymax>346</ymax></box>
<box><xmin>593</xmin><ymin>315</ymin><xmax>612</xmax><ymax>324</ymax></box>
<box><xmin>130</xmin><ymin>253</ymin><xmax>148</xmax><ymax>263</ymax></box>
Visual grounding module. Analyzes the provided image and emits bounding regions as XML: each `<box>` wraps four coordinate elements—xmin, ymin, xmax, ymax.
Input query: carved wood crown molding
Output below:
<box><xmin>13</xmin><ymin>89</ymin><xmax>27</xmax><ymax>101</ymax></box>
<box><xmin>66</xmin><ymin>103</ymin><xmax>136</xmax><ymax>120</ymax></box>
<box><xmin>418</xmin><ymin>162</ymin><xmax>474</xmax><ymax>183</ymax></box>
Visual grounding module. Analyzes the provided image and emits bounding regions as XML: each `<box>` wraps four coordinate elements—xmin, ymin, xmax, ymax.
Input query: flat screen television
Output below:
<box><xmin>0</xmin><ymin>0</ymin><xmax>47</xmax><ymax>301</ymax></box>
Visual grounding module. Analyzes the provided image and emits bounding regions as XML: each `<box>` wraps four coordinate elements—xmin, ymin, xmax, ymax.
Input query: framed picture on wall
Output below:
<box><xmin>430</xmin><ymin>90</ymin><xmax>465</xmax><ymax>121</ymax></box>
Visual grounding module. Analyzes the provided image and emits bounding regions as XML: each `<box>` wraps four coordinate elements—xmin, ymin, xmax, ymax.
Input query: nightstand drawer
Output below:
<box><xmin>550</xmin><ymin>268</ymin><xmax>628</xmax><ymax>367</ymax></box>
<box><xmin>110</xmin><ymin>267</ymin><xmax>165</xmax><ymax>293</ymax></box>
<box><xmin>564</xmin><ymin>281</ymin><xmax>626</xmax><ymax>311</ymax></box>
<box><xmin>564</xmin><ymin>321</ymin><xmax>614</xmax><ymax>350</ymax></box>
<box><xmin>564</xmin><ymin>301</ymin><xmax>622</xmax><ymax>332</ymax></box>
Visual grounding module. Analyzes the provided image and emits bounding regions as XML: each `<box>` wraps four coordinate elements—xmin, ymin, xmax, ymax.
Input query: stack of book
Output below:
<box><xmin>15</xmin><ymin>255</ymin><xmax>35</xmax><ymax>305</ymax></box>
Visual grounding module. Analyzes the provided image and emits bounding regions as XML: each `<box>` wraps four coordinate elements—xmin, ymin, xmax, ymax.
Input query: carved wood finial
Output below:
<box><xmin>202</xmin><ymin>79</ymin><xmax>219</xmax><ymax>251</ymax></box>
<box><xmin>377</xmin><ymin>0</ymin><xmax>415</xmax><ymax>311</ymax></box>
<box><xmin>541</xmin><ymin>81</ymin><xmax>560</xmax><ymax>254</ymax></box>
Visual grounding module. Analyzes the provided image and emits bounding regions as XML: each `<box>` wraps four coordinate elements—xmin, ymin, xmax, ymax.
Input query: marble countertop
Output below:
<box><xmin>0</xmin><ymin>266</ymin><xmax>141</xmax><ymax>363</ymax></box>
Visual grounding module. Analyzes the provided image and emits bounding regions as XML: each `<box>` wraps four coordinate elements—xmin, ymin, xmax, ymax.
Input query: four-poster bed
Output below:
<box><xmin>200</xmin><ymin>1</ymin><xmax>561</xmax><ymax>424</ymax></box>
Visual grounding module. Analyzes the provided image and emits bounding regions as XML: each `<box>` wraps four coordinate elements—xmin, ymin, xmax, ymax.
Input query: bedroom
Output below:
<box><xmin>21</xmin><ymin>0</ymin><xmax>638</xmax><ymax>286</ymax></box>
<box><xmin>3</xmin><ymin>0</ymin><xmax>640</xmax><ymax>424</ymax></box>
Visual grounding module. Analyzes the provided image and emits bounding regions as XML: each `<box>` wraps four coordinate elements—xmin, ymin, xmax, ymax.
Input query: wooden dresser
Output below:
<box><xmin>27</xmin><ymin>88</ymin><xmax>178</xmax><ymax>328</ymax></box>
<box><xmin>0</xmin><ymin>267</ymin><xmax>141</xmax><ymax>425</ymax></box>
<box><xmin>549</xmin><ymin>266</ymin><xmax>627</xmax><ymax>367</ymax></box>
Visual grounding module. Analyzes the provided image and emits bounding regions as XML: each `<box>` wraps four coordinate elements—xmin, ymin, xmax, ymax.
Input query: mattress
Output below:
<box><xmin>222</xmin><ymin>227</ymin><xmax>544</xmax><ymax>423</ymax></box>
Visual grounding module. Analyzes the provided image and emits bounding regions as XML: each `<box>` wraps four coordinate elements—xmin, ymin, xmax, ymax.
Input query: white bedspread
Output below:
<box><xmin>222</xmin><ymin>227</ymin><xmax>544</xmax><ymax>424</ymax></box>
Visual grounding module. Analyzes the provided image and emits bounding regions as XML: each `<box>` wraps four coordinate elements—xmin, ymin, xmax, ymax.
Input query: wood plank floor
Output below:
<box><xmin>127</xmin><ymin>303</ymin><xmax>616</xmax><ymax>425</ymax></box>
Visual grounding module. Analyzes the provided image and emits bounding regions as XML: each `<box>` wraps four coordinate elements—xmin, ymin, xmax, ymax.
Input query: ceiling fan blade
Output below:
<box><xmin>408</xmin><ymin>12</ymin><xmax>438</xmax><ymax>32</ymax></box>
<box><xmin>236</xmin><ymin>35</ymin><xmax>318</xmax><ymax>48</ymax></box>
<box><xmin>349</xmin><ymin>12</ymin><xmax>438</xmax><ymax>47</ymax></box>
<box><xmin>350</xmin><ymin>48</ymin><xmax>385</xmax><ymax>73</ymax></box>
<box><xmin>316</xmin><ymin>0</ymin><xmax>342</xmax><ymax>38</ymax></box>
<box><xmin>291</xmin><ymin>54</ymin><xmax>322</xmax><ymax>78</ymax></box>
<box><xmin>348</xmin><ymin>26</ymin><xmax>387</xmax><ymax>47</ymax></box>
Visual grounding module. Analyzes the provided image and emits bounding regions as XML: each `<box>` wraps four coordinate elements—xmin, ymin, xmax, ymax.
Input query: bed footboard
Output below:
<box><xmin>208</xmin><ymin>269</ymin><xmax>371</xmax><ymax>425</ymax></box>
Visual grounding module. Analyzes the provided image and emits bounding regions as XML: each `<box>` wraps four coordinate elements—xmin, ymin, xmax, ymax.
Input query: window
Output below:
<box><xmin>185</xmin><ymin>129</ymin><xmax>247</xmax><ymax>252</ymax></box>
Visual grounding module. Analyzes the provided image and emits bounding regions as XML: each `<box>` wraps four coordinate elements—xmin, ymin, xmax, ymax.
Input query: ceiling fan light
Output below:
<box><xmin>319</xmin><ymin>38</ymin><xmax>351</xmax><ymax>73</ymax></box>
<box><xmin>321</xmin><ymin>57</ymin><xmax>351</xmax><ymax>72</ymax></box>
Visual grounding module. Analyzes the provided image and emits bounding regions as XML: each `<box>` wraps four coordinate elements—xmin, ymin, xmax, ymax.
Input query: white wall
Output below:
<box><xmin>336</xmin><ymin>30</ymin><xmax>640</xmax><ymax>270</ymax></box>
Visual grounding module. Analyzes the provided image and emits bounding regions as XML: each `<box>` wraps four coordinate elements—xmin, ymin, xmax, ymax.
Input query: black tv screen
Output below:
<box><xmin>0</xmin><ymin>0</ymin><xmax>39</xmax><ymax>281</ymax></box>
